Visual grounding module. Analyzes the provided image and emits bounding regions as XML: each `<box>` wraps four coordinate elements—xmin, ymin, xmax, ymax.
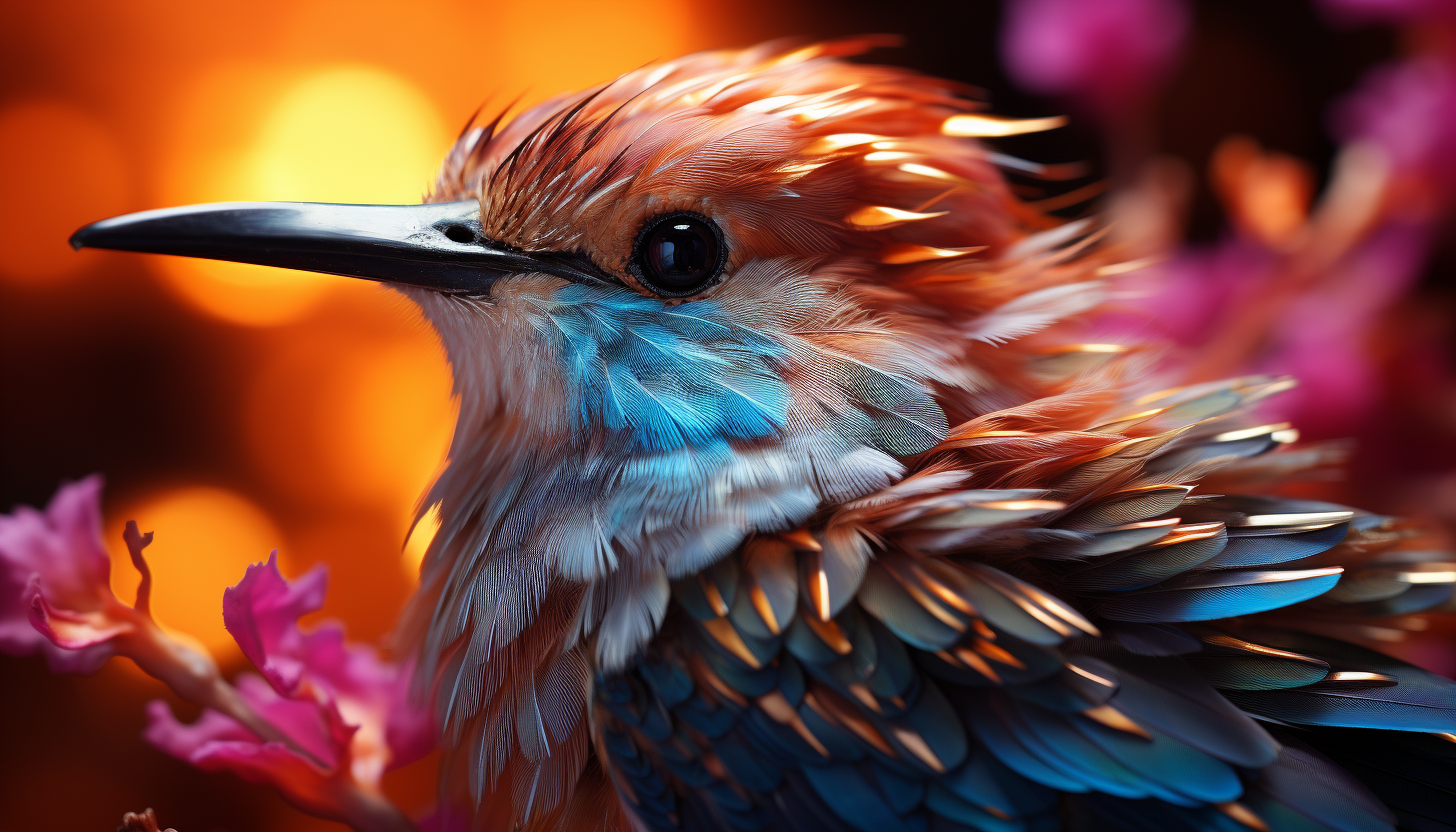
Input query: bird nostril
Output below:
<box><xmin>442</xmin><ymin>224</ymin><xmax>476</xmax><ymax>244</ymax></box>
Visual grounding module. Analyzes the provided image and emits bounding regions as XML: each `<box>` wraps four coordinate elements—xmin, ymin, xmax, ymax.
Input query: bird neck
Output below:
<box><xmin>412</xmin><ymin>397</ymin><xmax>907</xmax><ymax>674</ymax></box>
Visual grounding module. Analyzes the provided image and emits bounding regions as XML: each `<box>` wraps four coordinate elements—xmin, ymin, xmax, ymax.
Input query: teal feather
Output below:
<box><xmin>1096</xmin><ymin>567</ymin><xmax>1343</xmax><ymax>623</ymax></box>
<box><xmin>1224</xmin><ymin>630</ymin><xmax>1456</xmax><ymax>734</ymax></box>
<box><xmin>531</xmin><ymin>283</ymin><xmax>790</xmax><ymax>451</ymax></box>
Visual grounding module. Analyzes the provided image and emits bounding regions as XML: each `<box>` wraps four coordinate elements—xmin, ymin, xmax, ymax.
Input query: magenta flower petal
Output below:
<box><xmin>0</xmin><ymin>476</ymin><xmax>128</xmax><ymax>673</ymax></box>
<box><xmin>23</xmin><ymin>593</ymin><xmax>118</xmax><ymax>673</ymax></box>
<box><xmin>1</xmin><ymin>563</ymin><xmax>114</xmax><ymax>673</ymax></box>
<box><xmin>143</xmin><ymin>700</ymin><xmax>258</xmax><ymax>754</ymax></box>
<box><xmin>285</xmin><ymin>625</ymin><xmax>434</xmax><ymax>775</ymax></box>
<box><xmin>145</xmin><ymin>696</ymin><xmax>340</xmax><ymax>818</ymax></box>
<box><xmin>384</xmin><ymin>666</ymin><xmax>437</xmax><ymax>770</ymax></box>
<box><xmin>146</xmin><ymin>693</ymin><xmax>411</xmax><ymax>830</ymax></box>
<box><xmin>1002</xmin><ymin>0</ymin><xmax>1190</xmax><ymax>114</ymax></box>
<box><xmin>220</xmin><ymin>554</ymin><xmax>434</xmax><ymax>773</ymax></box>
<box><xmin>0</xmin><ymin>476</ymin><xmax>113</xmax><ymax>612</ymax></box>
<box><xmin>1334</xmin><ymin>57</ymin><xmax>1456</xmax><ymax>190</ymax></box>
<box><xmin>236</xmin><ymin>673</ymin><xmax>353</xmax><ymax>768</ymax></box>
<box><xmin>280</xmin><ymin>624</ymin><xmax>430</xmax><ymax>766</ymax></box>
<box><xmin>223</xmin><ymin>551</ymin><xmax>327</xmax><ymax>696</ymax></box>
<box><xmin>1318</xmin><ymin>0</ymin><xmax>1455</xmax><ymax>24</ymax></box>
<box><xmin>7</xmin><ymin>479</ymin><xmax>427</xmax><ymax>827</ymax></box>
<box><xmin>146</xmin><ymin>672</ymin><xmax>353</xmax><ymax>768</ymax></box>
<box><xmin>28</xmin><ymin>578</ymin><xmax>131</xmax><ymax>649</ymax></box>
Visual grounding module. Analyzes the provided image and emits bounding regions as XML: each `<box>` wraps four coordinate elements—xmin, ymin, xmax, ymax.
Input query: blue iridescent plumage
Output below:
<box><xmin>588</xmin><ymin>399</ymin><xmax>1456</xmax><ymax>832</ymax></box>
<box><xmin>529</xmin><ymin>284</ymin><xmax>791</xmax><ymax>451</ymax></box>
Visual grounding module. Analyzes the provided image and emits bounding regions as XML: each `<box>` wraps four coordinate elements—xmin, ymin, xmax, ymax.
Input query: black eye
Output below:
<box><xmin>630</xmin><ymin>212</ymin><xmax>726</xmax><ymax>297</ymax></box>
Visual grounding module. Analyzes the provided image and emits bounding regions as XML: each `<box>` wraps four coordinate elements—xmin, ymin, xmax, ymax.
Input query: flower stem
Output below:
<box><xmin>116</xmin><ymin>616</ymin><xmax>417</xmax><ymax>831</ymax></box>
<box><xmin>328</xmin><ymin>781</ymin><xmax>418</xmax><ymax>832</ymax></box>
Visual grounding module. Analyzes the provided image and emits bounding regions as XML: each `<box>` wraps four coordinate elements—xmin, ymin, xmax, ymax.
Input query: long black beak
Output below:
<box><xmin>70</xmin><ymin>200</ymin><xmax>601</xmax><ymax>294</ymax></box>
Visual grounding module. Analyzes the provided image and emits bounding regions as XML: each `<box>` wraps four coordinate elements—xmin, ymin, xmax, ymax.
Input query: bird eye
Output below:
<box><xmin>630</xmin><ymin>212</ymin><xmax>726</xmax><ymax>297</ymax></box>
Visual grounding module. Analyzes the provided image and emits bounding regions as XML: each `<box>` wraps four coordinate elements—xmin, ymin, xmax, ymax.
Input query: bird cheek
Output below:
<box><xmin>487</xmin><ymin>273</ymin><xmax>575</xmax><ymax>308</ymax></box>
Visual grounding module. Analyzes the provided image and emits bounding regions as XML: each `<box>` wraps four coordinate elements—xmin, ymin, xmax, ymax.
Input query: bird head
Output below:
<box><xmin>72</xmin><ymin>38</ymin><xmax>1103</xmax><ymax>669</ymax></box>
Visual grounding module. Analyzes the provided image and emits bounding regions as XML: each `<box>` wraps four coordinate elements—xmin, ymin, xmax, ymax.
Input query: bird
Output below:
<box><xmin>70</xmin><ymin>37</ymin><xmax>1456</xmax><ymax>832</ymax></box>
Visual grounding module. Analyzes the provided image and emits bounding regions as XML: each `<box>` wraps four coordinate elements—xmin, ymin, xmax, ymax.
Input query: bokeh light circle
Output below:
<box><xmin>108</xmin><ymin>486</ymin><xmax>285</xmax><ymax>658</ymax></box>
<box><xmin>251</xmin><ymin>65</ymin><xmax>450</xmax><ymax>204</ymax></box>
<box><xmin>153</xmin><ymin>64</ymin><xmax>450</xmax><ymax>326</ymax></box>
<box><xmin>151</xmin><ymin>260</ymin><xmax>340</xmax><ymax>327</ymax></box>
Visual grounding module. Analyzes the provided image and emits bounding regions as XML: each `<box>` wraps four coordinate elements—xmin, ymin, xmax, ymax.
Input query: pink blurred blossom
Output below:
<box><xmin>1124</xmin><ymin>220</ymin><xmax>1431</xmax><ymax>437</ymax></box>
<box><xmin>1318</xmin><ymin>0</ymin><xmax>1456</xmax><ymax>25</ymax></box>
<box><xmin>1333</xmin><ymin>57</ymin><xmax>1456</xmax><ymax>200</ymax></box>
<box><xmin>146</xmin><ymin>552</ymin><xmax>431</xmax><ymax>823</ymax></box>
<box><xmin>1097</xmin><ymin>46</ymin><xmax>1456</xmax><ymax>441</ymax></box>
<box><xmin>0</xmin><ymin>476</ymin><xmax>128</xmax><ymax>673</ymax></box>
<box><xmin>223</xmin><ymin>549</ymin><xmax>329</xmax><ymax>696</ymax></box>
<box><xmin>223</xmin><ymin>552</ymin><xmax>436</xmax><ymax>768</ymax></box>
<box><xmin>225</xmin><ymin>552</ymin><xmax>435</xmax><ymax>780</ymax></box>
<box><xmin>1</xmin><ymin>479</ymin><xmax>429</xmax><ymax>832</ymax></box>
<box><xmin>1001</xmin><ymin>0</ymin><xmax>1190</xmax><ymax>116</ymax></box>
<box><xmin>144</xmin><ymin>675</ymin><xmax>369</xmax><ymax>821</ymax></box>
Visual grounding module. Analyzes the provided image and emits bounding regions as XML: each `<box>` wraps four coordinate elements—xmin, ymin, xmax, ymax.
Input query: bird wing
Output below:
<box><xmin>592</xmin><ymin>375</ymin><xmax>1456</xmax><ymax>832</ymax></box>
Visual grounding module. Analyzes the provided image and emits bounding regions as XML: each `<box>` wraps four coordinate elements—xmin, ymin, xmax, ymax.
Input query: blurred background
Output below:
<box><xmin>1</xmin><ymin>1</ymin><xmax>1452</xmax><ymax>830</ymax></box>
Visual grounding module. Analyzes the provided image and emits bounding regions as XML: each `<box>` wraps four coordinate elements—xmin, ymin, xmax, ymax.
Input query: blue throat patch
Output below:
<box><xmin>528</xmin><ymin>283</ymin><xmax>792</xmax><ymax>451</ymax></box>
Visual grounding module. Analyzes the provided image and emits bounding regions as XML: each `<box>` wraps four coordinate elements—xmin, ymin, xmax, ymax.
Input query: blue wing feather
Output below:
<box><xmin>1096</xmin><ymin>568</ymin><xmax>1343</xmax><ymax>623</ymax></box>
<box><xmin>582</xmin><ymin>379</ymin><xmax>1454</xmax><ymax>832</ymax></box>
<box><xmin>1223</xmin><ymin>630</ymin><xmax>1456</xmax><ymax>733</ymax></box>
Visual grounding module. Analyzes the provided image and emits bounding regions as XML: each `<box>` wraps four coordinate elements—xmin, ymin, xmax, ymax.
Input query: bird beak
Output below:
<box><xmin>70</xmin><ymin>200</ymin><xmax>595</xmax><ymax>294</ymax></box>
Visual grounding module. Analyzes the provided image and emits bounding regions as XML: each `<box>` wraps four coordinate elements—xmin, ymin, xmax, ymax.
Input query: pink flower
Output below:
<box><xmin>1318</xmin><ymin>0</ymin><xmax>1456</xmax><ymax>25</ymax></box>
<box><xmin>144</xmin><ymin>676</ymin><xmax>367</xmax><ymax>819</ymax></box>
<box><xmin>3</xmin><ymin>478</ymin><xmax>428</xmax><ymax>831</ymax></box>
<box><xmin>223</xmin><ymin>550</ymin><xmax>329</xmax><ymax>697</ymax></box>
<box><xmin>0</xmin><ymin>476</ymin><xmax>129</xmax><ymax>673</ymax></box>
<box><xmin>226</xmin><ymin>552</ymin><xmax>435</xmax><ymax>779</ymax></box>
<box><xmin>146</xmin><ymin>553</ymin><xmax>432</xmax><ymax>824</ymax></box>
<box><xmin>1333</xmin><ymin>57</ymin><xmax>1456</xmax><ymax>199</ymax></box>
<box><xmin>1001</xmin><ymin>0</ymin><xmax>1190</xmax><ymax>116</ymax></box>
<box><xmin>1110</xmin><ymin>223</ymin><xmax>1430</xmax><ymax>438</ymax></box>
